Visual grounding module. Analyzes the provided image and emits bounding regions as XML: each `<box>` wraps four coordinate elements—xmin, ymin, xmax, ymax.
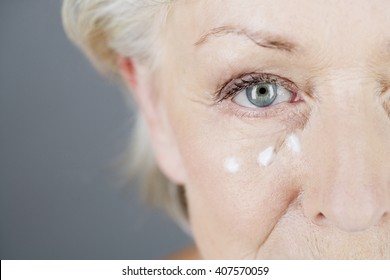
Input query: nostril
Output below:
<box><xmin>313</xmin><ymin>212</ymin><xmax>326</xmax><ymax>225</ymax></box>
<box><xmin>317</xmin><ymin>212</ymin><xmax>325</xmax><ymax>219</ymax></box>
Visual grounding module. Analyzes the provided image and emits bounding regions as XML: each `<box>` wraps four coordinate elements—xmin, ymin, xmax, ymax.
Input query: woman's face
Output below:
<box><xmin>146</xmin><ymin>0</ymin><xmax>390</xmax><ymax>258</ymax></box>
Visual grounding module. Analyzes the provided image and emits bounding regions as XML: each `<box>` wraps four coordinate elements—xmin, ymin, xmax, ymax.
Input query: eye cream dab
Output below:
<box><xmin>286</xmin><ymin>133</ymin><xmax>301</xmax><ymax>154</ymax></box>
<box><xmin>258</xmin><ymin>147</ymin><xmax>276</xmax><ymax>167</ymax></box>
<box><xmin>224</xmin><ymin>157</ymin><xmax>240</xmax><ymax>173</ymax></box>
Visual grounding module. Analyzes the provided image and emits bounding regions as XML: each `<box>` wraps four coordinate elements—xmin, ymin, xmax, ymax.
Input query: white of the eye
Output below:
<box><xmin>233</xmin><ymin>84</ymin><xmax>292</xmax><ymax>108</ymax></box>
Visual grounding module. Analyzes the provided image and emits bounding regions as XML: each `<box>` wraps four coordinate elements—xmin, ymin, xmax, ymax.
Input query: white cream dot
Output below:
<box><xmin>258</xmin><ymin>147</ymin><xmax>276</xmax><ymax>167</ymax></box>
<box><xmin>224</xmin><ymin>157</ymin><xmax>240</xmax><ymax>173</ymax></box>
<box><xmin>287</xmin><ymin>133</ymin><xmax>301</xmax><ymax>154</ymax></box>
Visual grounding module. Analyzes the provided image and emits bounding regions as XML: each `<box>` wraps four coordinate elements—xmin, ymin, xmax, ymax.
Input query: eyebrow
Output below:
<box><xmin>194</xmin><ymin>25</ymin><xmax>299</xmax><ymax>53</ymax></box>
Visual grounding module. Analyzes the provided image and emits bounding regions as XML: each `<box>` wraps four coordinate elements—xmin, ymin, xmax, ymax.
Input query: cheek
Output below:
<box><xmin>168</xmin><ymin>106</ymin><xmax>304</xmax><ymax>258</ymax></box>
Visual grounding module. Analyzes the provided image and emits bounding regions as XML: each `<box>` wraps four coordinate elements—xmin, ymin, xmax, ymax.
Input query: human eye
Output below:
<box><xmin>214</xmin><ymin>73</ymin><xmax>301</xmax><ymax>118</ymax></box>
<box><xmin>233</xmin><ymin>82</ymin><xmax>293</xmax><ymax>108</ymax></box>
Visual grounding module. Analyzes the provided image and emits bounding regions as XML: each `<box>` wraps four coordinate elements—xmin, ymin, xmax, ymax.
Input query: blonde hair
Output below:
<box><xmin>62</xmin><ymin>0</ymin><xmax>189</xmax><ymax>230</ymax></box>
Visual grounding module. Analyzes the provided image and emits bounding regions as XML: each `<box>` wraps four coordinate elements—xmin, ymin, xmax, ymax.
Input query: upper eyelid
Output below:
<box><xmin>214</xmin><ymin>72</ymin><xmax>298</xmax><ymax>102</ymax></box>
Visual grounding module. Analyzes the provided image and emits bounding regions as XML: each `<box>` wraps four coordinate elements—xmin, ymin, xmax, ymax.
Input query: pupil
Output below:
<box><xmin>258</xmin><ymin>87</ymin><xmax>268</xmax><ymax>95</ymax></box>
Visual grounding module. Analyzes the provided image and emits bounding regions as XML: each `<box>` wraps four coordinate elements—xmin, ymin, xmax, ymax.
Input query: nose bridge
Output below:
<box><xmin>302</xmin><ymin>74</ymin><xmax>390</xmax><ymax>231</ymax></box>
<box><xmin>315</xmin><ymin>73</ymin><xmax>385</xmax><ymax>176</ymax></box>
<box><xmin>327</xmin><ymin>87</ymin><xmax>380</xmax><ymax>172</ymax></box>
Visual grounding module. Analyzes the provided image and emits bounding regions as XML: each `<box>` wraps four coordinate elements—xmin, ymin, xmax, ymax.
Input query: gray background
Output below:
<box><xmin>0</xmin><ymin>0</ymin><xmax>191</xmax><ymax>259</ymax></box>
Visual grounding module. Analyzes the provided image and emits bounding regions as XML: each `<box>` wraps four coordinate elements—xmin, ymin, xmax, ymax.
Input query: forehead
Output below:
<box><xmin>166</xmin><ymin>0</ymin><xmax>390</xmax><ymax>62</ymax></box>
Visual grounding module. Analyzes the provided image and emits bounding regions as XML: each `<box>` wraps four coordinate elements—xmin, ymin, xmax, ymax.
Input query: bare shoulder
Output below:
<box><xmin>165</xmin><ymin>245</ymin><xmax>201</xmax><ymax>260</ymax></box>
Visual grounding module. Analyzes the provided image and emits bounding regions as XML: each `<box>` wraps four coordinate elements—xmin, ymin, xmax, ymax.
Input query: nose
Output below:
<box><xmin>301</xmin><ymin>87</ymin><xmax>390</xmax><ymax>232</ymax></box>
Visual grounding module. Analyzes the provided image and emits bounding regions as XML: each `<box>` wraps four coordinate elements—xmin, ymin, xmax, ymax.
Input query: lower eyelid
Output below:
<box><xmin>220</xmin><ymin>99</ymin><xmax>296</xmax><ymax>119</ymax></box>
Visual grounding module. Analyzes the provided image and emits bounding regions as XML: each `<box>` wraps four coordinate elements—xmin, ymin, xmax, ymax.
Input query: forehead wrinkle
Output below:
<box><xmin>194</xmin><ymin>25</ymin><xmax>301</xmax><ymax>54</ymax></box>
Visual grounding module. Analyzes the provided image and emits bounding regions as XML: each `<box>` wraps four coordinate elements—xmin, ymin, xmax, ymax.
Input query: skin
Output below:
<box><xmin>121</xmin><ymin>0</ymin><xmax>390</xmax><ymax>259</ymax></box>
